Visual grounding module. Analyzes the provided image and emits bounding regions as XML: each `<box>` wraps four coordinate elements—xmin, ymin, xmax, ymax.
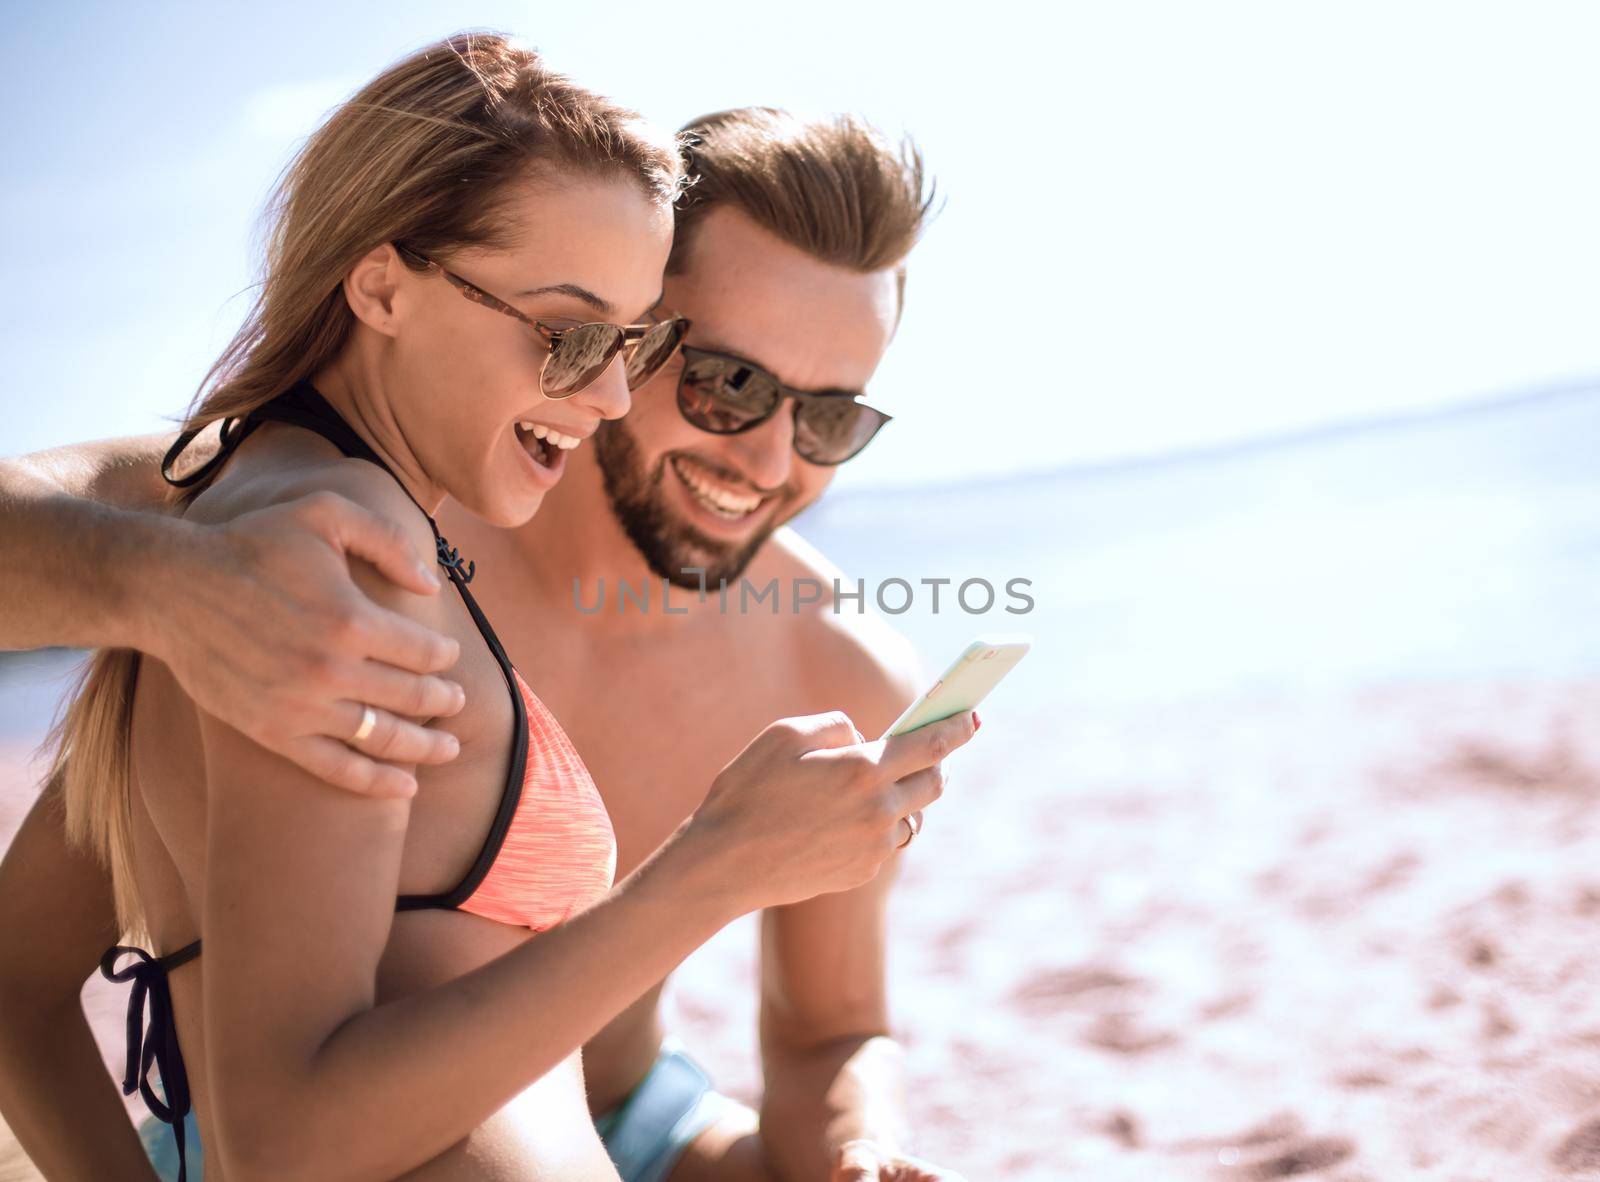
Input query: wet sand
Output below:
<box><xmin>5</xmin><ymin>677</ymin><xmax>1600</xmax><ymax>1180</ymax></box>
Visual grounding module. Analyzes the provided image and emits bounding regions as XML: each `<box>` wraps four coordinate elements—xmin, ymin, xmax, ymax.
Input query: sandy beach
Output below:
<box><xmin>4</xmin><ymin>673</ymin><xmax>1599</xmax><ymax>1180</ymax></box>
<box><xmin>659</xmin><ymin>677</ymin><xmax>1600</xmax><ymax>1180</ymax></box>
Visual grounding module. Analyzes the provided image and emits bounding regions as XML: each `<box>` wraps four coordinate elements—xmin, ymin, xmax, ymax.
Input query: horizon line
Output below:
<box><xmin>831</xmin><ymin>375</ymin><xmax>1600</xmax><ymax>498</ymax></box>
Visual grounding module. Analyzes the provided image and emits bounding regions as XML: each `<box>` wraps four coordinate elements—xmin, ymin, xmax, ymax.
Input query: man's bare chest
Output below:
<box><xmin>505</xmin><ymin>616</ymin><xmax>808</xmax><ymax>874</ymax></box>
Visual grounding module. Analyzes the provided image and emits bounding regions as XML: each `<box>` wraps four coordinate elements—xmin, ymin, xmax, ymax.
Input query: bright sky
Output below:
<box><xmin>4</xmin><ymin>1</ymin><xmax>1599</xmax><ymax>489</ymax></box>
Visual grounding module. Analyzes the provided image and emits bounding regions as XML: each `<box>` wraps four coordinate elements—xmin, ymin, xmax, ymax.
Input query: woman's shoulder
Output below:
<box><xmin>182</xmin><ymin>427</ymin><xmax>436</xmax><ymax>559</ymax></box>
<box><xmin>178</xmin><ymin>428</ymin><xmax>447</xmax><ymax>634</ymax></box>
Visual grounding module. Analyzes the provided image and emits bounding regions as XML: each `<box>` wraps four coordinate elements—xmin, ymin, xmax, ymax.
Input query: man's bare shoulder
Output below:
<box><xmin>762</xmin><ymin>526</ymin><xmax>924</xmax><ymax>736</ymax></box>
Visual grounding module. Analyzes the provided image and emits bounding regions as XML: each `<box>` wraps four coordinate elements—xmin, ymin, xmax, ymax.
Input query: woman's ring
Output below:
<box><xmin>351</xmin><ymin>705</ymin><xmax>378</xmax><ymax>745</ymax></box>
<box><xmin>897</xmin><ymin>810</ymin><xmax>924</xmax><ymax>850</ymax></box>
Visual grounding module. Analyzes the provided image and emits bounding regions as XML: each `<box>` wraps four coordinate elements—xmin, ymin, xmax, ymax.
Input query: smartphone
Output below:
<box><xmin>882</xmin><ymin>633</ymin><xmax>1033</xmax><ymax>738</ymax></box>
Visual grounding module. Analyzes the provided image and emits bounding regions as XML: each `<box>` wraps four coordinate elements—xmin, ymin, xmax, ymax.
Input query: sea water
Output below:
<box><xmin>794</xmin><ymin>383</ymin><xmax>1600</xmax><ymax>709</ymax></box>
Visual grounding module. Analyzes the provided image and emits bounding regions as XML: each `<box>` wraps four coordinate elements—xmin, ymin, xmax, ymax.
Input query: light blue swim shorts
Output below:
<box><xmin>143</xmin><ymin>1038</ymin><xmax>731</xmax><ymax>1182</ymax></box>
<box><xmin>594</xmin><ymin>1038</ymin><xmax>736</xmax><ymax>1182</ymax></box>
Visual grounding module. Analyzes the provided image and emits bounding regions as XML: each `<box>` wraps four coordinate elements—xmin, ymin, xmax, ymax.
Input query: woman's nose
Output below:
<box><xmin>576</xmin><ymin>353</ymin><xmax>633</xmax><ymax>421</ymax></box>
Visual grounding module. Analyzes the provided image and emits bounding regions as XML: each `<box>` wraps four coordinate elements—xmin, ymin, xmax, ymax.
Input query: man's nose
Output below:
<box><xmin>725</xmin><ymin>403</ymin><xmax>796</xmax><ymax>491</ymax></box>
<box><xmin>573</xmin><ymin>354</ymin><xmax>633</xmax><ymax>422</ymax></box>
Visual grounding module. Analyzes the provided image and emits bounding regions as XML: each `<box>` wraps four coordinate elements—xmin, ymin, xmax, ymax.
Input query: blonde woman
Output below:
<box><xmin>0</xmin><ymin>34</ymin><xmax>969</xmax><ymax>1181</ymax></box>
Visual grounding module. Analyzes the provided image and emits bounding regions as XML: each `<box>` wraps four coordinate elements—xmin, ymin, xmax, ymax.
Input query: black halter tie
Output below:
<box><xmin>99</xmin><ymin>943</ymin><xmax>199</xmax><ymax>1181</ymax></box>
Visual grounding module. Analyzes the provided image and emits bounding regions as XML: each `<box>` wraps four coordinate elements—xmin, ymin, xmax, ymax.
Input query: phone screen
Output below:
<box><xmin>884</xmin><ymin>634</ymin><xmax>1033</xmax><ymax>738</ymax></box>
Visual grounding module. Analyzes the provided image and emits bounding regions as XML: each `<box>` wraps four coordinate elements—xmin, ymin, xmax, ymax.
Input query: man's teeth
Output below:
<box><xmin>518</xmin><ymin>421</ymin><xmax>581</xmax><ymax>451</ymax></box>
<box><xmin>675</xmin><ymin>460</ymin><xmax>762</xmax><ymax>516</ymax></box>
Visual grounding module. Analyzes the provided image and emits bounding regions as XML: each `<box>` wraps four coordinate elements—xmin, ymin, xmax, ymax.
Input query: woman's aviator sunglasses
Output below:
<box><xmin>674</xmin><ymin>345</ymin><xmax>893</xmax><ymax>466</ymax></box>
<box><xmin>394</xmin><ymin>244</ymin><xmax>690</xmax><ymax>399</ymax></box>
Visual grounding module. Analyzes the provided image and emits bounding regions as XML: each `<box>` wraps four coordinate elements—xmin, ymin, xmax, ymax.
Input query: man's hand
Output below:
<box><xmin>139</xmin><ymin>490</ymin><xmax>465</xmax><ymax>798</ymax></box>
<box><xmin>832</xmin><ymin>1139</ymin><xmax>968</xmax><ymax>1181</ymax></box>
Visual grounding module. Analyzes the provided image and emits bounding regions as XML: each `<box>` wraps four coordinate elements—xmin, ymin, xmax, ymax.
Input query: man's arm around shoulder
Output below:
<box><xmin>0</xmin><ymin>429</ymin><xmax>462</xmax><ymax>796</ymax></box>
<box><xmin>0</xmin><ymin>432</ymin><xmax>190</xmax><ymax>652</ymax></box>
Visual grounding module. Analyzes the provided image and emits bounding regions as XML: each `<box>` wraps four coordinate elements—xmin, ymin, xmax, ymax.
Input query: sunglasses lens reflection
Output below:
<box><xmin>542</xmin><ymin>323</ymin><xmax>623</xmax><ymax>397</ymax></box>
<box><xmin>624</xmin><ymin>318</ymin><xmax>688</xmax><ymax>390</ymax></box>
<box><xmin>795</xmin><ymin>399</ymin><xmax>888</xmax><ymax>465</ymax></box>
<box><xmin>678</xmin><ymin>356</ymin><xmax>779</xmax><ymax>432</ymax></box>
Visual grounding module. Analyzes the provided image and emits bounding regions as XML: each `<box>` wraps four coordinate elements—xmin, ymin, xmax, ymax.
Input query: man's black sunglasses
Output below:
<box><xmin>671</xmin><ymin>345</ymin><xmax>892</xmax><ymax>466</ymax></box>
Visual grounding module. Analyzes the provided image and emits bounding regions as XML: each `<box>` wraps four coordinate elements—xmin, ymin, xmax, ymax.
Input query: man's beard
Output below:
<box><xmin>594</xmin><ymin>418</ymin><xmax>788</xmax><ymax>590</ymax></box>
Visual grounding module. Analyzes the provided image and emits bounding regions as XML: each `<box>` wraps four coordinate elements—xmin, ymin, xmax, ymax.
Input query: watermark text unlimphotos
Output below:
<box><xmin>573</xmin><ymin>570</ymin><xmax>1035</xmax><ymax>616</ymax></box>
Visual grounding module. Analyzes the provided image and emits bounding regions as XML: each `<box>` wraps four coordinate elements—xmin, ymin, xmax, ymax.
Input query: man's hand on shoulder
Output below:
<box><xmin>144</xmin><ymin>486</ymin><xmax>465</xmax><ymax>798</ymax></box>
<box><xmin>4</xmin><ymin>431</ymin><xmax>464</xmax><ymax>796</ymax></box>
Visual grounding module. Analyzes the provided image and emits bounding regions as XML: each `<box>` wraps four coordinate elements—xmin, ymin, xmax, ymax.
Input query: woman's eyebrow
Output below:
<box><xmin>515</xmin><ymin>282</ymin><xmax>613</xmax><ymax>315</ymax></box>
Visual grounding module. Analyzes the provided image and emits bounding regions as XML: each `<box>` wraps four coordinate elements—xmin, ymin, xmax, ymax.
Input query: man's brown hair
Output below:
<box><xmin>669</xmin><ymin>107</ymin><xmax>934</xmax><ymax>292</ymax></box>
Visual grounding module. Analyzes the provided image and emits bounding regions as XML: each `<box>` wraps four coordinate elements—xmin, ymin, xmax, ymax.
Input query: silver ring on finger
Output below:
<box><xmin>897</xmin><ymin>809</ymin><xmax>923</xmax><ymax>850</ymax></box>
<box><xmin>350</xmin><ymin>704</ymin><xmax>379</xmax><ymax>745</ymax></box>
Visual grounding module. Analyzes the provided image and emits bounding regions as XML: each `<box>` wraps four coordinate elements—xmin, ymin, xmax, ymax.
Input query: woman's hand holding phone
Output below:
<box><xmin>687</xmin><ymin>708</ymin><xmax>979</xmax><ymax>911</ymax></box>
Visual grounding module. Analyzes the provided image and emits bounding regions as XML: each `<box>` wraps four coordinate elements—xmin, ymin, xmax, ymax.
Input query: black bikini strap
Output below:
<box><xmin>248</xmin><ymin>381</ymin><xmax>388</xmax><ymax>469</ymax></box>
<box><xmin>100</xmin><ymin>945</ymin><xmax>192</xmax><ymax>1182</ymax></box>
<box><xmin>161</xmin><ymin>380</ymin><xmax>374</xmax><ymax>490</ymax></box>
<box><xmin>160</xmin><ymin>415</ymin><xmax>264</xmax><ymax>489</ymax></box>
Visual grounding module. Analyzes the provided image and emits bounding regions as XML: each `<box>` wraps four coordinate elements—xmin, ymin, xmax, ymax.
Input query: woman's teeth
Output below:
<box><xmin>673</xmin><ymin>457</ymin><xmax>763</xmax><ymax>518</ymax></box>
<box><xmin>518</xmin><ymin>421</ymin><xmax>581</xmax><ymax>450</ymax></box>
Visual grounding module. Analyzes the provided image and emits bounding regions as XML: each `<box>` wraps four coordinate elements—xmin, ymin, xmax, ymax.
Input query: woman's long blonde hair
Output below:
<box><xmin>46</xmin><ymin>31</ymin><xmax>684</xmax><ymax>939</ymax></box>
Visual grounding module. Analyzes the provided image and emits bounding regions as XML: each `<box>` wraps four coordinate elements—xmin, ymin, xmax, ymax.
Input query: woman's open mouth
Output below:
<box><xmin>514</xmin><ymin>420</ymin><xmax>582</xmax><ymax>484</ymax></box>
<box><xmin>517</xmin><ymin>426</ymin><xmax>556</xmax><ymax>468</ymax></box>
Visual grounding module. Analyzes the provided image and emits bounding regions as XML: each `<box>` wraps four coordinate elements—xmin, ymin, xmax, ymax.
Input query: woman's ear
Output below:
<box><xmin>342</xmin><ymin>245</ymin><xmax>405</xmax><ymax>337</ymax></box>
